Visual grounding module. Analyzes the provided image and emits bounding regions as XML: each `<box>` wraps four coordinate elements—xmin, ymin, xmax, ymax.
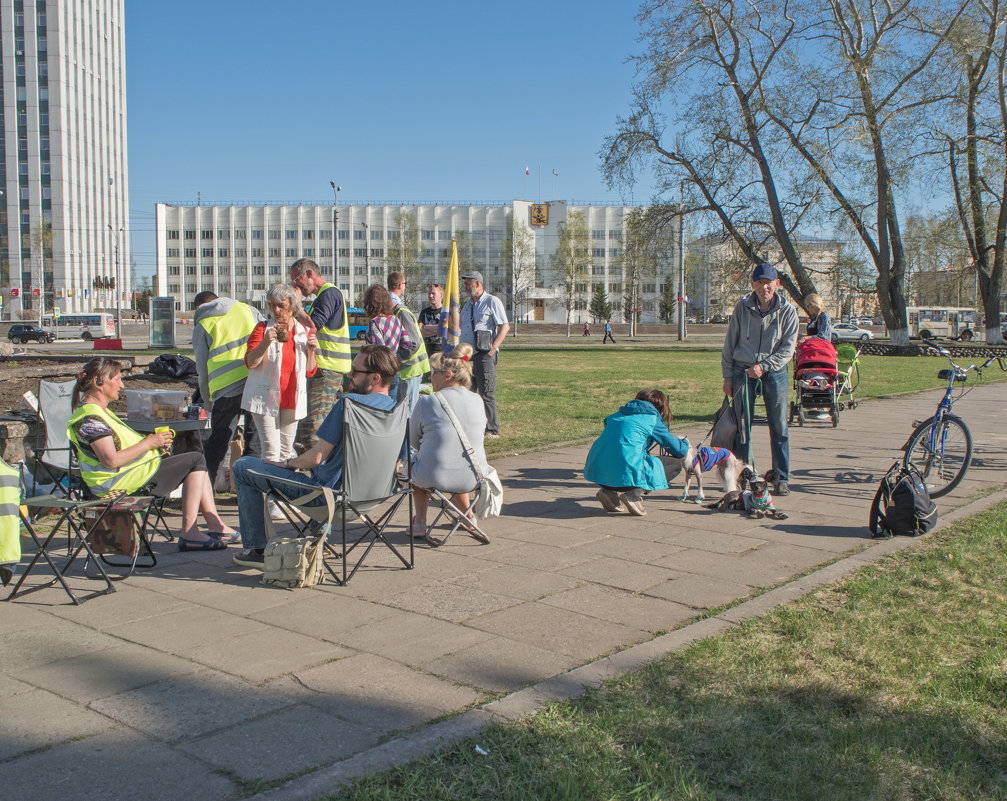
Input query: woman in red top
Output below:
<box><xmin>241</xmin><ymin>284</ymin><xmax>318</xmax><ymax>462</ymax></box>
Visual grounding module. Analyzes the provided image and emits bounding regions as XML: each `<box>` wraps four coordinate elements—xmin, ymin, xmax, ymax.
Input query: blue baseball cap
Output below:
<box><xmin>751</xmin><ymin>263</ymin><xmax>778</xmax><ymax>282</ymax></box>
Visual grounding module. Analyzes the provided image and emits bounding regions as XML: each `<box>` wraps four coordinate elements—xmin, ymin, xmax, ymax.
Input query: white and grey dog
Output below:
<box><xmin>681</xmin><ymin>445</ymin><xmax>751</xmax><ymax>504</ymax></box>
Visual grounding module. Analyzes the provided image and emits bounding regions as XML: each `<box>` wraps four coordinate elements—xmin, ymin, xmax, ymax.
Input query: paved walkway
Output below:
<box><xmin>3</xmin><ymin>382</ymin><xmax>1006</xmax><ymax>801</ymax></box>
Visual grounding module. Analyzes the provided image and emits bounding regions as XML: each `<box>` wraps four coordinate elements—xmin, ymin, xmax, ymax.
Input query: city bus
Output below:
<box><xmin>41</xmin><ymin>312</ymin><xmax>116</xmax><ymax>340</ymax></box>
<box><xmin>347</xmin><ymin>306</ymin><xmax>368</xmax><ymax>340</ymax></box>
<box><xmin>906</xmin><ymin>306</ymin><xmax>977</xmax><ymax>341</ymax></box>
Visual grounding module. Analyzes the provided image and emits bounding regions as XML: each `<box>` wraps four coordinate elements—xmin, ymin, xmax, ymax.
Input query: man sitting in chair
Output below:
<box><xmin>231</xmin><ymin>344</ymin><xmax>400</xmax><ymax>569</ymax></box>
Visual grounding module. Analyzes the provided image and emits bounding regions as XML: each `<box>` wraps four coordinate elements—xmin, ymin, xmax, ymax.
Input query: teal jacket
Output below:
<box><xmin>584</xmin><ymin>400</ymin><xmax>688</xmax><ymax>491</ymax></box>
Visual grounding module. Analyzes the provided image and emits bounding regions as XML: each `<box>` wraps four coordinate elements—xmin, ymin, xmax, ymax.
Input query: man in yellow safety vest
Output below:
<box><xmin>193</xmin><ymin>291</ymin><xmax>263</xmax><ymax>487</ymax></box>
<box><xmin>290</xmin><ymin>258</ymin><xmax>351</xmax><ymax>448</ymax></box>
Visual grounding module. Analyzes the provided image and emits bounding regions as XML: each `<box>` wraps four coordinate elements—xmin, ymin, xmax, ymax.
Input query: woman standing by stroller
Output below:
<box><xmin>584</xmin><ymin>388</ymin><xmax>688</xmax><ymax>516</ymax></box>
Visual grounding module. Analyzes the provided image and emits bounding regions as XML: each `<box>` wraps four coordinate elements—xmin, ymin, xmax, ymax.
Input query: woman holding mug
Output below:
<box><xmin>241</xmin><ymin>283</ymin><xmax>318</xmax><ymax>462</ymax></box>
<box><xmin>67</xmin><ymin>357</ymin><xmax>238</xmax><ymax>550</ymax></box>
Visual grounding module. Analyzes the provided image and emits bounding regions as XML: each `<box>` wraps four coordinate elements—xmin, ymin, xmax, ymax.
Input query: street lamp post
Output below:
<box><xmin>330</xmin><ymin>181</ymin><xmax>341</xmax><ymax>280</ymax></box>
<box><xmin>361</xmin><ymin>222</ymin><xmax>370</xmax><ymax>278</ymax></box>
<box><xmin>677</xmin><ymin>180</ymin><xmax>687</xmax><ymax>341</ymax></box>
<box><xmin>108</xmin><ymin>223</ymin><xmax>123</xmax><ymax>340</ymax></box>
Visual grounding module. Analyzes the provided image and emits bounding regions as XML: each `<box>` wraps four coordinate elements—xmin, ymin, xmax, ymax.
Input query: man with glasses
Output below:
<box><xmin>231</xmin><ymin>345</ymin><xmax>399</xmax><ymax>569</ymax></box>
<box><xmin>289</xmin><ymin>258</ymin><xmax>350</xmax><ymax>448</ymax></box>
<box><xmin>460</xmin><ymin>271</ymin><xmax>509</xmax><ymax>438</ymax></box>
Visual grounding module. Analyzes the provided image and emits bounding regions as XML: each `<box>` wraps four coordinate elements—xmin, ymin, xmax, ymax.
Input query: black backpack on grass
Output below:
<box><xmin>869</xmin><ymin>461</ymin><xmax>938</xmax><ymax>539</ymax></box>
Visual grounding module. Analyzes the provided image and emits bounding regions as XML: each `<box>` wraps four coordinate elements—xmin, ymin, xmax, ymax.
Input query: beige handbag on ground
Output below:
<box><xmin>262</xmin><ymin>535</ymin><xmax>325</xmax><ymax>588</ymax></box>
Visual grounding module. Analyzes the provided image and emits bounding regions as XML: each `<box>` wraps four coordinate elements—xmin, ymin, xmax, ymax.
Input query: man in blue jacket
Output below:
<box><xmin>722</xmin><ymin>263</ymin><xmax>799</xmax><ymax>495</ymax></box>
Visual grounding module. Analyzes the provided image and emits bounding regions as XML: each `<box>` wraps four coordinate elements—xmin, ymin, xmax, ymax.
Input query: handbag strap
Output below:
<box><xmin>434</xmin><ymin>391</ymin><xmax>486</xmax><ymax>482</ymax></box>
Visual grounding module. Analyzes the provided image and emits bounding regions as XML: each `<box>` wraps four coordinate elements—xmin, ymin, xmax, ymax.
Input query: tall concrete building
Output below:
<box><xmin>154</xmin><ymin>200</ymin><xmax>684</xmax><ymax>324</ymax></box>
<box><xmin>1</xmin><ymin>0</ymin><xmax>129</xmax><ymax>321</ymax></box>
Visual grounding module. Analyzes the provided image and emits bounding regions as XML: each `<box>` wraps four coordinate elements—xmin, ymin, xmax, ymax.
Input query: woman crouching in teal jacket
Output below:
<box><xmin>584</xmin><ymin>388</ymin><xmax>688</xmax><ymax>516</ymax></box>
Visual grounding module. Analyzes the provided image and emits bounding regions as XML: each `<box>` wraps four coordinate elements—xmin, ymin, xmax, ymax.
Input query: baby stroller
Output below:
<box><xmin>789</xmin><ymin>338</ymin><xmax>841</xmax><ymax>427</ymax></box>
<box><xmin>834</xmin><ymin>343</ymin><xmax>862</xmax><ymax>412</ymax></box>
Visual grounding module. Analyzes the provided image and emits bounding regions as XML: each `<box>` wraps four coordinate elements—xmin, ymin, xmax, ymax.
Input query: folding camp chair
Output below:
<box><xmin>30</xmin><ymin>379</ymin><xmax>78</xmax><ymax>495</ymax></box>
<box><xmin>248</xmin><ymin>397</ymin><xmax>413</xmax><ymax>586</ymax></box>
<box><xmin>9</xmin><ymin>464</ymin><xmax>118</xmax><ymax>604</ymax></box>
<box><xmin>421</xmin><ymin>484</ymin><xmax>490</xmax><ymax>547</ymax></box>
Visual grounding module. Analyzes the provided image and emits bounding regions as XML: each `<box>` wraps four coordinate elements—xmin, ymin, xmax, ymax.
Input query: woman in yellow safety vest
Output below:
<box><xmin>67</xmin><ymin>357</ymin><xmax>239</xmax><ymax>551</ymax></box>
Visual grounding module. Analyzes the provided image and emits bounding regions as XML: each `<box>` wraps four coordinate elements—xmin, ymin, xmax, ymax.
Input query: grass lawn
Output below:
<box><xmin>326</xmin><ymin>502</ymin><xmax>1007</xmax><ymax>801</ymax></box>
<box><xmin>489</xmin><ymin>347</ymin><xmax>1005</xmax><ymax>455</ymax></box>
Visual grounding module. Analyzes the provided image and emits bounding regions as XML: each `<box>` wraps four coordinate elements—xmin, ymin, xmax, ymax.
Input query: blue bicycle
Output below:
<box><xmin>903</xmin><ymin>342</ymin><xmax>1005</xmax><ymax>497</ymax></box>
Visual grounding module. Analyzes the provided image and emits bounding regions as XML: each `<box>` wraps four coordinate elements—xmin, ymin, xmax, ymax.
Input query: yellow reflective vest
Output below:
<box><xmin>0</xmin><ymin>458</ymin><xmax>20</xmax><ymax>566</ymax></box>
<box><xmin>197</xmin><ymin>301</ymin><xmax>258</xmax><ymax>401</ymax></box>
<box><xmin>395</xmin><ymin>304</ymin><xmax>430</xmax><ymax>379</ymax></box>
<box><xmin>312</xmin><ymin>283</ymin><xmax>352</xmax><ymax>374</ymax></box>
<box><xmin>67</xmin><ymin>404</ymin><xmax>161</xmax><ymax>496</ymax></box>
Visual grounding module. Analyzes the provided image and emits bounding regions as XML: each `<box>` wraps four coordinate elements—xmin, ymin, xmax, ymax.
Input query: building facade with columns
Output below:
<box><xmin>154</xmin><ymin>200</ymin><xmax>685</xmax><ymax>324</ymax></box>
<box><xmin>0</xmin><ymin>0</ymin><xmax>130</xmax><ymax>321</ymax></box>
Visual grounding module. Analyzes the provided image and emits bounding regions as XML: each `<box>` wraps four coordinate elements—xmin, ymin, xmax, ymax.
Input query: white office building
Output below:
<box><xmin>1</xmin><ymin>0</ymin><xmax>129</xmax><ymax>320</ymax></box>
<box><xmin>154</xmin><ymin>200</ymin><xmax>684</xmax><ymax>324</ymax></box>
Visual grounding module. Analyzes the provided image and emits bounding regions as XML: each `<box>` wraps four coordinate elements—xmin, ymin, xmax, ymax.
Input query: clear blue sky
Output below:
<box><xmin>124</xmin><ymin>0</ymin><xmax>654</xmax><ymax>278</ymax></box>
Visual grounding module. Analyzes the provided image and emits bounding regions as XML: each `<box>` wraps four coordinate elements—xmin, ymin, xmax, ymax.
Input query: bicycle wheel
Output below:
<box><xmin>902</xmin><ymin>414</ymin><xmax>973</xmax><ymax>498</ymax></box>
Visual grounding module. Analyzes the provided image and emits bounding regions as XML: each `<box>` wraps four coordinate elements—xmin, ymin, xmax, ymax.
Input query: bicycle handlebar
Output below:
<box><xmin>919</xmin><ymin>340</ymin><xmax>1007</xmax><ymax>380</ymax></box>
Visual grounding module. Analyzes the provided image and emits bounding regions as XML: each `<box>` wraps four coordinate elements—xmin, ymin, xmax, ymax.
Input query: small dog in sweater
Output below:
<box><xmin>681</xmin><ymin>445</ymin><xmax>750</xmax><ymax>504</ymax></box>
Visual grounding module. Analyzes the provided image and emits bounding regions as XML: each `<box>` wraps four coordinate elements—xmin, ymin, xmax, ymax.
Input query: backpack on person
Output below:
<box><xmin>869</xmin><ymin>461</ymin><xmax>938</xmax><ymax>539</ymax></box>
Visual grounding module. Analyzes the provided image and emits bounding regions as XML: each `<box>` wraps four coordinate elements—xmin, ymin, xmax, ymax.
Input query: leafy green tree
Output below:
<box><xmin>551</xmin><ymin>210</ymin><xmax>592</xmax><ymax>336</ymax></box>
<box><xmin>589</xmin><ymin>282</ymin><xmax>612</xmax><ymax>322</ymax></box>
<box><xmin>658</xmin><ymin>280</ymin><xmax>677</xmax><ymax>323</ymax></box>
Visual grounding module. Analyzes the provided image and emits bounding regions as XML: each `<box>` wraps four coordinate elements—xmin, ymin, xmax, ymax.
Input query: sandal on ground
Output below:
<box><xmin>409</xmin><ymin>516</ymin><xmax>429</xmax><ymax>539</ymax></box>
<box><xmin>208</xmin><ymin>530</ymin><xmax>240</xmax><ymax>544</ymax></box>
<box><xmin>178</xmin><ymin>536</ymin><xmax>227</xmax><ymax>552</ymax></box>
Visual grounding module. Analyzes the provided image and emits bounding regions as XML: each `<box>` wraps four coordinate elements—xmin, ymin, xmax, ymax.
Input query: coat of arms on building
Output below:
<box><xmin>530</xmin><ymin>204</ymin><xmax>548</xmax><ymax>226</ymax></box>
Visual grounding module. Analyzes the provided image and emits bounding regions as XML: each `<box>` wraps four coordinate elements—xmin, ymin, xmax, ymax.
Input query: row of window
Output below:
<box><xmin>166</xmin><ymin>227</ymin><xmax>509</xmax><ymax>242</ymax></box>
<box><xmin>593</xmin><ymin>230</ymin><xmax>624</xmax><ymax>240</ymax></box>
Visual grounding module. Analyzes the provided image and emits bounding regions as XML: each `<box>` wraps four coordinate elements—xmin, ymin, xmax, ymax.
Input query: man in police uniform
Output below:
<box><xmin>192</xmin><ymin>291</ymin><xmax>263</xmax><ymax>488</ymax></box>
<box><xmin>459</xmin><ymin>270</ymin><xmax>510</xmax><ymax>438</ymax></box>
<box><xmin>290</xmin><ymin>258</ymin><xmax>351</xmax><ymax>448</ymax></box>
<box><xmin>387</xmin><ymin>271</ymin><xmax>429</xmax><ymax>416</ymax></box>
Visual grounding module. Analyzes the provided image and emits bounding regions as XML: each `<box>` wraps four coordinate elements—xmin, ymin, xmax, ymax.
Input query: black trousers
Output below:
<box><xmin>203</xmin><ymin>393</ymin><xmax>256</xmax><ymax>487</ymax></box>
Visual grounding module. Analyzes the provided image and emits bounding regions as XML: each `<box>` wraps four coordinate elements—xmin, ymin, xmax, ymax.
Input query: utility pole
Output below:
<box><xmin>361</xmin><ymin>221</ymin><xmax>370</xmax><ymax>278</ymax></box>
<box><xmin>108</xmin><ymin>223</ymin><xmax>123</xmax><ymax>340</ymax></box>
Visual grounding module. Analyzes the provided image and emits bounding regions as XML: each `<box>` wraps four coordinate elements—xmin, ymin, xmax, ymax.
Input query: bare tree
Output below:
<box><xmin>385</xmin><ymin>210</ymin><xmax>422</xmax><ymax>296</ymax></box>
<box><xmin>942</xmin><ymin>0</ymin><xmax>1007</xmax><ymax>343</ymax></box>
<box><xmin>551</xmin><ymin>210</ymin><xmax>592</xmax><ymax>336</ymax></box>
<box><xmin>604</xmin><ymin>0</ymin><xmax>967</xmax><ymax>344</ymax></box>
<box><xmin>500</xmin><ymin>215</ymin><xmax>536</xmax><ymax>334</ymax></box>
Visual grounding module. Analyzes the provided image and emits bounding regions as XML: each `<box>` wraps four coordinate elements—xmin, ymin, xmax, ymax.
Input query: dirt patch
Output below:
<box><xmin>0</xmin><ymin>357</ymin><xmax>197</xmax><ymax>416</ymax></box>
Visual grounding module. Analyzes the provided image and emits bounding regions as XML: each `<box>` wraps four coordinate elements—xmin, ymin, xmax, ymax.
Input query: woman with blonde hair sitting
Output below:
<box><xmin>67</xmin><ymin>357</ymin><xmax>238</xmax><ymax>551</ymax></box>
<box><xmin>241</xmin><ymin>283</ymin><xmax>317</xmax><ymax>462</ymax></box>
<box><xmin>408</xmin><ymin>343</ymin><xmax>489</xmax><ymax>536</ymax></box>
<box><xmin>804</xmin><ymin>293</ymin><xmax>832</xmax><ymax>342</ymax></box>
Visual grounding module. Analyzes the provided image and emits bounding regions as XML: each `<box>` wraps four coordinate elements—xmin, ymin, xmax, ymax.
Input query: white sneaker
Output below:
<box><xmin>620</xmin><ymin>492</ymin><xmax>646</xmax><ymax>516</ymax></box>
<box><xmin>267</xmin><ymin>501</ymin><xmax>286</xmax><ymax>521</ymax></box>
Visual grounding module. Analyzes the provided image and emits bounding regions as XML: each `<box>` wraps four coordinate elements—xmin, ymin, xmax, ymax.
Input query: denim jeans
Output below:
<box><xmin>730</xmin><ymin>364</ymin><xmax>789</xmax><ymax>481</ymax></box>
<box><xmin>396</xmin><ymin>375</ymin><xmax>421</xmax><ymax>459</ymax></box>
<box><xmin>233</xmin><ymin>456</ymin><xmax>323</xmax><ymax>550</ymax></box>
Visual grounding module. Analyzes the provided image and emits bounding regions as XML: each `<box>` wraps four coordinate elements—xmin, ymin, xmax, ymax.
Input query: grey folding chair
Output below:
<box><xmin>248</xmin><ymin>397</ymin><xmax>413</xmax><ymax>586</ymax></box>
<box><xmin>32</xmin><ymin>379</ymin><xmax>77</xmax><ymax>493</ymax></box>
<box><xmin>422</xmin><ymin>485</ymin><xmax>490</xmax><ymax>547</ymax></box>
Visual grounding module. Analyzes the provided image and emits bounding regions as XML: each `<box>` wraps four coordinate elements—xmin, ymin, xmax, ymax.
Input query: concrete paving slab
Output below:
<box><xmin>90</xmin><ymin>668</ymin><xmax>292</xmax><ymax>742</ymax></box>
<box><xmin>249</xmin><ymin>591</ymin><xmax>400</xmax><ymax>644</ymax></box>
<box><xmin>422</xmin><ymin>635</ymin><xmax>584</xmax><ymax>694</ymax></box>
<box><xmin>22</xmin><ymin>642</ymin><xmax>199</xmax><ymax>704</ymax></box>
<box><xmin>381</xmin><ymin>581</ymin><xmax>523</xmax><ymax>622</ymax></box>
<box><xmin>477</xmin><ymin>541</ymin><xmax>596</xmax><ymax>571</ymax></box>
<box><xmin>0</xmin><ymin>727</ymin><xmax>236</xmax><ymax>801</ymax></box>
<box><xmin>540</xmin><ymin>583</ymin><xmax>697</xmax><ymax>632</ymax></box>
<box><xmin>279</xmin><ymin>653</ymin><xmax>482</xmax><ymax>734</ymax></box>
<box><xmin>646</xmin><ymin>572</ymin><xmax>755</xmax><ymax>609</ymax></box>
<box><xmin>333</xmin><ymin>610</ymin><xmax>495</xmax><ymax>665</ymax></box>
<box><xmin>180</xmin><ymin>704</ymin><xmax>378</xmax><ymax>783</ymax></box>
<box><xmin>0</xmin><ymin>687</ymin><xmax>116</xmax><ymax>760</ymax></box>
<box><xmin>446</xmin><ymin>563</ymin><xmax>583</xmax><ymax>600</ymax></box>
<box><xmin>185</xmin><ymin>627</ymin><xmax>353</xmax><ymax>683</ymax></box>
<box><xmin>101</xmin><ymin>605</ymin><xmax>274</xmax><ymax>654</ymax></box>
<box><xmin>557</xmin><ymin>555</ymin><xmax>682</xmax><ymax>592</ymax></box>
<box><xmin>0</xmin><ymin>600</ymin><xmax>51</xmax><ymax>634</ymax></box>
<box><xmin>0</xmin><ymin>673</ymin><xmax>33</xmax><ymax>699</ymax></box>
<box><xmin>0</xmin><ymin>617</ymin><xmax>123</xmax><ymax>673</ymax></box>
<box><xmin>466</xmin><ymin>601</ymin><xmax>649</xmax><ymax>660</ymax></box>
<box><xmin>579</xmin><ymin>534</ymin><xmax>687</xmax><ymax>564</ymax></box>
<box><xmin>43</xmin><ymin>585</ymin><xmax>193</xmax><ymax>629</ymax></box>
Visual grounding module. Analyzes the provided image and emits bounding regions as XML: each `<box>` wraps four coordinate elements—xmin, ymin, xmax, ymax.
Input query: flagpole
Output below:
<box><xmin>538</xmin><ymin>164</ymin><xmax>541</xmax><ymax>204</ymax></box>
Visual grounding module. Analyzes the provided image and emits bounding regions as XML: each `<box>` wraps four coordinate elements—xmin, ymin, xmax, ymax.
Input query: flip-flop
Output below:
<box><xmin>209</xmin><ymin>530</ymin><xmax>240</xmax><ymax>544</ymax></box>
<box><xmin>178</xmin><ymin>537</ymin><xmax>226</xmax><ymax>551</ymax></box>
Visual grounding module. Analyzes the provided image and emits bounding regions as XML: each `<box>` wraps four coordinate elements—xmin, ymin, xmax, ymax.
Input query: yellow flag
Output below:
<box><xmin>439</xmin><ymin>240</ymin><xmax>462</xmax><ymax>352</ymax></box>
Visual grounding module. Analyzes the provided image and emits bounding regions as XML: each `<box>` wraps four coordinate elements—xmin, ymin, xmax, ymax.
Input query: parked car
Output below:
<box><xmin>7</xmin><ymin>323</ymin><xmax>56</xmax><ymax>344</ymax></box>
<box><xmin>831</xmin><ymin>323</ymin><xmax>873</xmax><ymax>342</ymax></box>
